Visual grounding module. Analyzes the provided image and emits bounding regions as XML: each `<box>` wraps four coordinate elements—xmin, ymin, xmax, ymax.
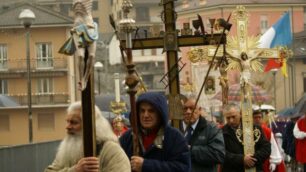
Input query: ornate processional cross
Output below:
<box><xmin>188</xmin><ymin>6</ymin><xmax>290</xmax><ymax>172</ymax></box>
<box><xmin>226</xmin><ymin>6</ymin><xmax>287</xmax><ymax>172</ymax></box>
<box><xmin>121</xmin><ymin>0</ymin><xmax>226</xmax><ymax>129</ymax></box>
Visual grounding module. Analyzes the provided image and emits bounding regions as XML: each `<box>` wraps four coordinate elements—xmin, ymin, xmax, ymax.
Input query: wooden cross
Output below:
<box><xmin>58</xmin><ymin>0</ymin><xmax>97</xmax><ymax>157</ymax></box>
<box><xmin>121</xmin><ymin>0</ymin><xmax>226</xmax><ymax>128</ymax></box>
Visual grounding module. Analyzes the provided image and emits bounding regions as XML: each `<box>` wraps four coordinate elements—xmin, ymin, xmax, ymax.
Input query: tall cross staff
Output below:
<box><xmin>119</xmin><ymin>0</ymin><xmax>140</xmax><ymax>156</ymax></box>
<box><xmin>120</xmin><ymin>0</ymin><xmax>226</xmax><ymax>129</ymax></box>
<box><xmin>189</xmin><ymin>6</ymin><xmax>289</xmax><ymax>172</ymax></box>
<box><xmin>59</xmin><ymin>0</ymin><xmax>98</xmax><ymax>157</ymax></box>
<box><xmin>225</xmin><ymin>6</ymin><xmax>290</xmax><ymax>172</ymax></box>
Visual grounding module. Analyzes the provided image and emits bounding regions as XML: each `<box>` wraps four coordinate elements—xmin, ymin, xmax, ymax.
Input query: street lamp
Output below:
<box><xmin>271</xmin><ymin>69</ymin><xmax>278</xmax><ymax>111</ymax></box>
<box><xmin>94</xmin><ymin>61</ymin><xmax>103</xmax><ymax>95</ymax></box>
<box><xmin>19</xmin><ymin>9</ymin><xmax>35</xmax><ymax>143</ymax></box>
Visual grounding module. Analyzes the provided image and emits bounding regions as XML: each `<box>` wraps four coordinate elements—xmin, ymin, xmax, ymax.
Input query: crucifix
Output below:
<box><xmin>59</xmin><ymin>0</ymin><xmax>98</xmax><ymax>157</ymax></box>
<box><xmin>224</xmin><ymin>6</ymin><xmax>289</xmax><ymax>172</ymax></box>
<box><xmin>188</xmin><ymin>6</ymin><xmax>290</xmax><ymax>172</ymax></box>
<box><xmin>120</xmin><ymin>0</ymin><xmax>226</xmax><ymax>129</ymax></box>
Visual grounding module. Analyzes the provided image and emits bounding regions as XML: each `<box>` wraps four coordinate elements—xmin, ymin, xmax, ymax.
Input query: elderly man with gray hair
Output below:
<box><xmin>44</xmin><ymin>101</ymin><xmax>130</xmax><ymax>172</ymax></box>
<box><xmin>221</xmin><ymin>103</ymin><xmax>271</xmax><ymax>172</ymax></box>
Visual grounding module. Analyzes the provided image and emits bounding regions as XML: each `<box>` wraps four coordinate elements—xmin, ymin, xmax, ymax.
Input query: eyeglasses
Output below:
<box><xmin>183</xmin><ymin>106</ymin><xmax>197</xmax><ymax>112</ymax></box>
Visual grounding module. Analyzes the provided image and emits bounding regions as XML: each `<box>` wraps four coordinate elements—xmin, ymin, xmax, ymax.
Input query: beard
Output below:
<box><xmin>55</xmin><ymin>134</ymin><xmax>83</xmax><ymax>167</ymax></box>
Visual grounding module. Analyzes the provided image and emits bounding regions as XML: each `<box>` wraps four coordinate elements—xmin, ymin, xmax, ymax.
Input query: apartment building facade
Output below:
<box><xmin>0</xmin><ymin>2</ymin><xmax>74</xmax><ymax>145</ymax></box>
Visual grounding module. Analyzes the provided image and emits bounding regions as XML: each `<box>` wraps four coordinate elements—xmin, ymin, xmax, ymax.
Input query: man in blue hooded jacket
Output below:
<box><xmin>119</xmin><ymin>92</ymin><xmax>191</xmax><ymax>172</ymax></box>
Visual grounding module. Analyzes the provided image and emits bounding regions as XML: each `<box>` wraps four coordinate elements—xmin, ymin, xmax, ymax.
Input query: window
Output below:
<box><xmin>92</xmin><ymin>1</ymin><xmax>98</xmax><ymax>10</ymax></box>
<box><xmin>38</xmin><ymin>113</ymin><xmax>54</xmax><ymax>131</ymax></box>
<box><xmin>37</xmin><ymin>78</ymin><xmax>53</xmax><ymax>94</ymax></box>
<box><xmin>143</xmin><ymin>75</ymin><xmax>153</xmax><ymax>89</ymax></box>
<box><xmin>0</xmin><ymin>79</ymin><xmax>8</xmax><ymax>95</ymax></box>
<box><xmin>0</xmin><ymin>115</ymin><xmax>9</xmax><ymax>131</ymax></box>
<box><xmin>60</xmin><ymin>4</ymin><xmax>70</xmax><ymax>15</ymax></box>
<box><xmin>260</xmin><ymin>15</ymin><xmax>268</xmax><ymax>34</ymax></box>
<box><xmin>136</xmin><ymin>7</ymin><xmax>149</xmax><ymax>22</ymax></box>
<box><xmin>0</xmin><ymin>44</ymin><xmax>7</xmax><ymax>69</ymax></box>
<box><xmin>36</xmin><ymin>43</ymin><xmax>53</xmax><ymax>68</ymax></box>
<box><xmin>153</xmin><ymin>75</ymin><xmax>164</xmax><ymax>89</ymax></box>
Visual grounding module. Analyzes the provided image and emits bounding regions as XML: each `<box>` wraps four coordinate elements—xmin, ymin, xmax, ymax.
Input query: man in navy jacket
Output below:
<box><xmin>120</xmin><ymin>92</ymin><xmax>191</xmax><ymax>172</ymax></box>
<box><xmin>181</xmin><ymin>96</ymin><xmax>225</xmax><ymax>172</ymax></box>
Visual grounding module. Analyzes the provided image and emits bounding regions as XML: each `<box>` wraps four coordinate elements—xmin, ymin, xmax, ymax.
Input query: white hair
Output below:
<box><xmin>55</xmin><ymin>134</ymin><xmax>83</xmax><ymax>166</ymax></box>
<box><xmin>67</xmin><ymin>101</ymin><xmax>118</xmax><ymax>143</ymax></box>
<box><xmin>55</xmin><ymin>101</ymin><xmax>118</xmax><ymax>166</ymax></box>
<box><xmin>222</xmin><ymin>103</ymin><xmax>241</xmax><ymax>113</ymax></box>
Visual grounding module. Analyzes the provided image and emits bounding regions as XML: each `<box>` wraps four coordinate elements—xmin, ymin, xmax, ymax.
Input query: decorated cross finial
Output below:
<box><xmin>73</xmin><ymin>0</ymin><xmax>93</xmax><ymax>15</ymax></box>
<box><xmin>120</xmin><ymin>0</ymin><xmax>135</xmax><ymax>35</ymax></box>
<box><xmin>119</xmin><ymin>0</ymin><xmax>140</xmax><ymax>156</ymax></box>
<box><xmin>59</xmin><ymin>0</ymin><xmax>98</xmax><ymax>90</ymax></box>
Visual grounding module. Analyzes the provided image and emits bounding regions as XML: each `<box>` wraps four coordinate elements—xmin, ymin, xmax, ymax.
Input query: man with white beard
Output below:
<box><xmin>44</xmin><ymin>101</ymin><xmax>131</xmax><ymax>172</ymax></box>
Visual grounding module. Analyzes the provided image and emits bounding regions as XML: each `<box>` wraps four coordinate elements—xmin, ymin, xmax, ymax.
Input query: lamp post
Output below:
<box><xmin>19</xmin><ymin>9</ymin><xmax>35</xmax><ymax>143</ymax></box>
<box><xmin>94</xmin><ymin>62</ymin><xmax>103</xmax><ymax>94</ymax></box>
<box><xmin>271</xmin><ymin>69</ymin><xmax>278</xmax><ymax>110</ymax></box>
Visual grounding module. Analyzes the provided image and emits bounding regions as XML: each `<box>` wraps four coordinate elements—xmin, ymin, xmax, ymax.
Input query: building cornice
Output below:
<box><xmin>177</xmin><ymin>3</ymin><xmax>306</xmax><ymax>16</ymax></box>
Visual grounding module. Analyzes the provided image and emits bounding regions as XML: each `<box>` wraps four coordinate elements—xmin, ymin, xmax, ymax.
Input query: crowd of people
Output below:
<box><xmin>44</xmin><ymin>91</ymin><xmax>306</xmax><ymax>172</ymax></box>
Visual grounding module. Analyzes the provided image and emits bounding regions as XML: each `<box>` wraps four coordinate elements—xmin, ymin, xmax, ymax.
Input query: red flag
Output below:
<box><xmin>264</xmin><ymin>59</ymin><xmax>283</xmax><ymax>72</ymax></box>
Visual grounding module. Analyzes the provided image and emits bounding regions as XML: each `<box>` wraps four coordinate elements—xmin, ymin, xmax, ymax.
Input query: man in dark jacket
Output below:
<box><xmin>282</xmin><ymin>117</ymin><xmax>299</xmax><ymax>171</ymax></box>
<box><xmin>119</xmin><ymin>92</ymin><xmax>191</xmax><ymax>172</ymax></box>
<box><xmin>181</xmin><ymin>96</ymin><xmax>225</xmax><ymax>172</ymax></box>
<box><xmin>221</xmin><ymin>103</ymin><xmax>271</xmax><ymax>172</ymax></box>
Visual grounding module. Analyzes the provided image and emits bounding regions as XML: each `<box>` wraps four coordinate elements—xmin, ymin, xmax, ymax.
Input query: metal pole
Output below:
<box><xmin>26</xmin><ymin>26</ymin><xmax>33</xmax><ymax>143</ymax></box>
<box><xmin>290</xmin><ymin>7</ymin><xmax>296</xmax><ymax>103</ymax></box>
<box><xmin>98</xmin><ymin>69</ymin><xmax>101</xmax><ymax>94</ymax></box>
<box><xmin>273</xmin><ymin>72</ymin><xmax>277</xmax><ymax>110</ymax></box>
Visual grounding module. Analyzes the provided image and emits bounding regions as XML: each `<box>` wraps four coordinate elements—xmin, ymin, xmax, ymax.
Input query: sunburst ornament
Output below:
<box><xmin>226</xmin><ymin>35</ymin><xmax>265</xmax><ymax>74</ymax></box>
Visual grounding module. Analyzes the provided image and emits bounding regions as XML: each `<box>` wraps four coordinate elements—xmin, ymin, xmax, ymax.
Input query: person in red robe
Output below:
<box><xmin>253</xmin><ymin>110</ymin><xmax>286</xmax><ymax>172</ymax></box>
<box><xmin>112</xmin><ymin>116</ymin><xmax>128</xmax><ymax>138</ymax></box>
<box><xmin>293</xmin><ymin>113</ymin><xmax>306</xmax><ymax>171</ymax></box>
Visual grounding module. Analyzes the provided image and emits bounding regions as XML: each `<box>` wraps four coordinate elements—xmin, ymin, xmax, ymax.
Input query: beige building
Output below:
<box><xmin>0</xmin><ymin>0</ymin><xmax>168</xmax><ymax>146</ymax></box>
<box><xmin>0</xmin><ymin>2</ymin><xmax>74</xmax><ymax>146</ymax></box>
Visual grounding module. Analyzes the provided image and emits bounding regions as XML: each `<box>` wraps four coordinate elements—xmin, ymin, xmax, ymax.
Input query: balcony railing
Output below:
<box><xmin>9</xmin><ymin>92</ymin><xmax>69</xmax><ymax>105</ymax></box>
<box><xmin>0</xmin><ymin>59</ymin><xmax>7</xmax><ymax>70</ymax></box>
<box><xmin>37</xmin><ymin>57</ymin><xmax>53</xmax><ymax>69</ymax></box>
<box><xmin>0</xmin><ymin>57</ymin><xmax>67</xmax><ymax>71</ymax></box>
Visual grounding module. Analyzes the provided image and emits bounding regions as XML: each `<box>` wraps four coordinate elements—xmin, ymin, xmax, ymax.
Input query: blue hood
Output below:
<box><xmin>136</xmin><ymin>92</ymin><xmax>168</xmax><ymax>126</ymax></box>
